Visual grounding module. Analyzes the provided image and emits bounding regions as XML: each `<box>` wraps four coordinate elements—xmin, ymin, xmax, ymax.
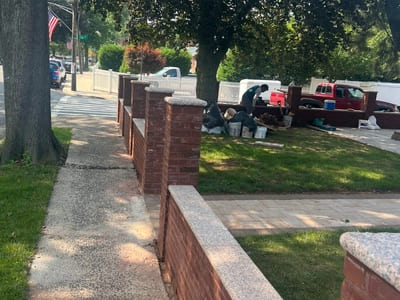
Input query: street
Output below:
<box><xmin>0</xmin><ymin>66</ymin><xmax>116</xmax><ymax>139</ymax></box>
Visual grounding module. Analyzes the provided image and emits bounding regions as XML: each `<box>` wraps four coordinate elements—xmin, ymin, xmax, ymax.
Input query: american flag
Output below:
<box><xmin>48</xmin><ymin>11</ymin><xmax>59</xmax><ymax>41</ymax></box>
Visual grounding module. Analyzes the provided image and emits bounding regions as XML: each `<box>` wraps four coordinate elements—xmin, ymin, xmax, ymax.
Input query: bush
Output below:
<box><xmin>122</xmin><ymin>43</ymin><xmax>165</xmax><ymax>74</ymax></box>
<box><xmin>160</xmin><ymin>47</ymin><xmax>192</xmax><ymax>76</ymax></box>
<box><xmin>98</xmin><ymin>44</ymin><xmax>124</xmax><ymax>71</ymax></box>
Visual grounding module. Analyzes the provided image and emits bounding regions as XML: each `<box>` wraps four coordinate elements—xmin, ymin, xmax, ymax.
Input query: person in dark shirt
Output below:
<box><xmin>240</xmin><ymin>84</ymin><xmax>269</xmax><ymax>114</ymax></box>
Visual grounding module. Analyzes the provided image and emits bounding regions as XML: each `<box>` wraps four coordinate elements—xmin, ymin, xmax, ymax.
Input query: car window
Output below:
<box><xmin>50</xmin><ymin>63</ymin><xmax>58</xmax><ymax>70</ymax></box>
<box><xmin>326</xmin><ymin>86</ymin><xmax>332</xmax><ymax>94</ymax></box>
<box><xmin>316</xmin><ymin>85</ymin><xmax>322</xmax><ymax>93</ymax></box>
<box><xmin>348</xmin><ymin>87</ymin><xmax>363</xmax><ymax>99</ymax></box>
<box><xmin>166</xmin><ymin>69</ymin><xmax>177</xmax><ymax>77</ymax></box>
<box><xmin>336</xmin><ymin>86</ymin><xmax>345</xmax><ymax>98</ymax></box>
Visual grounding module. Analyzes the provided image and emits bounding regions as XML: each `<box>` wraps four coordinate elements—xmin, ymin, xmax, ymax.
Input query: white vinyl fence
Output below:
<box><xmin>92</xmin><ymin>67</ymin><xmax>240</xmax><ymax>102</ymax></box>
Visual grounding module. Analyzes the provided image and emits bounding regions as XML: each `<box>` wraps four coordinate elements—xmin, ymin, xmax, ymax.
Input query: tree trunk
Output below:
<box><xmin>84</xmin><ymin>44</ymin><xmax>89</xmax><ymax>71</ymax></box>
<box><xmin>196</xmin><ymin>43</ymin><xmax>225</xmax><ymax>106</ymax></box>
<box><xmin>384</xmin><ymin>1</ymin><xmax>400</xmax><ymax>53</ymax></box>
<box><xmin>0</xmin><ymin>0</ymin><xmax>64</xmax><ymax>164</ymax></box>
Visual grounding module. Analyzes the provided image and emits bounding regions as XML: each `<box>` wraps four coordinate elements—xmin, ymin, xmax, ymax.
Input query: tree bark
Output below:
<box><xmin>0</xmin><ymin>0</ymin><xmax>64</xmax><ymax>164</ymax></box>
<box><xmin>384</xmin><ymin>0</ymin><xmax>400</xmax><ymax>53</ymax></box>
<box><xmin>196</xmin><ymin>43</ymin><xmax>226</xmax><ymax>106</ymax></box>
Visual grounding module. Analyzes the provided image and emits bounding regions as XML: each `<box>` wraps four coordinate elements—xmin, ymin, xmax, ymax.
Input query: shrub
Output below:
<box><xmin>160</xmin><ymin>47</ymin><xmax>192</xmax><ymax>75</ymax></box>
<box><xmin>98</xmin><ymin>44</ymin><xmax>124</xmax><ymax>71</ymax></box>
<box><xmin>122</xmin><ymin>43</ymin><xmax>165</xmax><ymax>74</ymax></box>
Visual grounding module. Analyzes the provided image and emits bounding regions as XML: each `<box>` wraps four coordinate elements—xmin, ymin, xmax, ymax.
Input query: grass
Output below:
<box><xmin>237</xmin><ymin>228</ymin><xmax>400</xmax><ymax>300</ymax></box>
<box><xmin>199</xmin><ymin>127</ymin><xmax>400</xmax><ymax>194</ymax></box>
<box><xmin>0</xmin><ymin>128</ymin><xmax>71</xmax><ymax>299</ymax></box>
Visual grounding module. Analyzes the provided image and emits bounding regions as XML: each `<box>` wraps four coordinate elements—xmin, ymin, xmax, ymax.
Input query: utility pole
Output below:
<box><xmin>71</xmin><ymin>0</ymin><xmax>78</xmax><ymax>91</ymax></box>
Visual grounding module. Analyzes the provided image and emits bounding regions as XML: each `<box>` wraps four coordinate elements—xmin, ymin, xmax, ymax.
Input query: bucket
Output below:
<box><xmin>283</xmin><ymin>115</ymin><xmax>292</xmax><ymax>127</ymax></box>
<box><xmin>324</xmin><ymin>100</ymin><xmax>336</xmax><ymax>110</ymax></box>
<box><xmin>228</xmin><ymin>122</ymin><xmax>241</xmax><ymax>137</ymax></box>
<box><xmin>242</xmin><ymin>126</ymin><xmax>253</xmax><ymax>138</ymax></box>
<box><xmin>255</xmin><ymin>126</ymin><xmax>267</xmax><ymax>139</ymax></box>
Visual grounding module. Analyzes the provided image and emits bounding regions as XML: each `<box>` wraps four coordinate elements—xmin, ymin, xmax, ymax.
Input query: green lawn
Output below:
<box><xmin>0</xmin><ymin>128</ymin><xmax>71</xmax><ymax>299</ymax></box>
<box><xmin>199</xmin><ymin>127</ymin><xmax>400</xmax><ymax>193</ymax></box>
<box><xmin>237</xmin><ymin>228</ymin><xmax>400</xmax><ymax>300</ymax></box>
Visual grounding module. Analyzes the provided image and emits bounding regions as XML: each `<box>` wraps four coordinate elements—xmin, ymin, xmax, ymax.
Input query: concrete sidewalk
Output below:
<box><xmin>28</xmin><ymin>116</ymin><xmax>168</xmax><ymax>299</ymax></box>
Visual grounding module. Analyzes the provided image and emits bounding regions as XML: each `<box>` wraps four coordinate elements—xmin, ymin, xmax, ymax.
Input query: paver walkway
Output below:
<box><xmin>203</xmin><ymin>193</ymin><xmax>400</xmax><ymax>236</ymax></box>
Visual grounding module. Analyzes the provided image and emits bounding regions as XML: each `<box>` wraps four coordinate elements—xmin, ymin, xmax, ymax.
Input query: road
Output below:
<box><xmin>0</xmin><ymin>66</ymin><xmax>116</xmax><ymax>139</ymax></box>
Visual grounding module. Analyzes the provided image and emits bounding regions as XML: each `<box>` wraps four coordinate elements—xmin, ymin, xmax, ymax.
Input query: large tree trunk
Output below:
<box><xmin>196</xmin><ymin>43</ymin><xmax>226</xmax><ymax>106</ymax></box>
<box><xmin>384</xmin><ymin>0</ymin><xmax>400</xmax><ymax>53</ymax></box>
<box><xmin>0</xmin><ymin>0</ymin><xmax>64</xmax><ymax>164</ymax></box>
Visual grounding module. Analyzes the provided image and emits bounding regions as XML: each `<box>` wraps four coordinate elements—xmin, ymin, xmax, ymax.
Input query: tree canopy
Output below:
<box><xmin>83</xmin><ymin>0</ymin><xmax>400</xmax><ymax>101</ymax></box>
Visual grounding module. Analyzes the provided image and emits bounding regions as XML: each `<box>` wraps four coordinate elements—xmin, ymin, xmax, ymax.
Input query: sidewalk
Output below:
<box><xmin>28</xmin><ymin>116</ymin><xmax>168</xmax><ymax>299</ymax></box>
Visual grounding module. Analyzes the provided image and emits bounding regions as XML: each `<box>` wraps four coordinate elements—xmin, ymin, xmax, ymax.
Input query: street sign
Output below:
<box><xmin>78</xmin><ymin>35</ymin><xmax>88</xmax><ymax>41</ymax></box>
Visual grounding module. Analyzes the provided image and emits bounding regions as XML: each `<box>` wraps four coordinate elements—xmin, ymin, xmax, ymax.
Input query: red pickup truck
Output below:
<box><xmin>270</xmin><ymin>83</ymin><xmax>398</xmax><ymax>112</ymax></box>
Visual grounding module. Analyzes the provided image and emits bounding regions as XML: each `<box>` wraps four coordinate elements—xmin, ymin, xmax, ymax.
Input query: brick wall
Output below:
<box><xmin>341</xmin><ymin>253</ymin><xmax>400</xmax><ymax>300</ymax></box>
<box><xmin>140</xmin><ymin>88</ymin><xmax>173</xmax><ymax>194</ymax></box>
<box><xmin>158</xmin><ymin>97</ymin><xmax>207</xmax><ymax>261</ymax></box>
<box><xmin>123</xmin><ymin>106</ymin><xmax>131</xmax><ymax>152</ymax></box>
<box><xmin>161</xmin><ymin>186</ymin><xmax>282</xmax><ymax>300</ymax></box>
<box><xmin>131</xmin><ymin>81</ymin><xmax>150</xmax><ymax>119</ymax></box>
<box><xmin>133</xmin><ymin>121</ymin><xmax>145</xmax><ymax>184</ymax></box>
<box><xmin>164</xmin><ymin>193</ymin><xmax>230</xmax><ymax>300</ymax></box>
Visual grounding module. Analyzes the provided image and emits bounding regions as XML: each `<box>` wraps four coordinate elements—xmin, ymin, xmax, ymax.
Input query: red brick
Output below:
<box><xmin>343</xmin><ymin>254</ymin><xmax>366</xmax><ymax>289</ymax></box>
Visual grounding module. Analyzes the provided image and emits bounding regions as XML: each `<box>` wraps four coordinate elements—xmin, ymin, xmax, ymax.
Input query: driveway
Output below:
<box><xmin>331</xmin><ymin>127</ymin><xmax>400</xmax><ymax>155</ymax></box>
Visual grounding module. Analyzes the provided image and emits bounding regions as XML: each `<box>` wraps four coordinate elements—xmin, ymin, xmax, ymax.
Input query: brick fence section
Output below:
<box><xmin>161</xmin><ymin>185</ymin><xmax>282</xmax><ymax>300</ymax></box>
<box><xmin>341</xmin><ymin>254</ymin><xmax>400</xmax><ymax>300</ymax></box>
<box><xmin>138</xmin><ymin>87</ymin><xmax>173</xmax><ymax>194</ymax></box>
<box><xmin>340</xmin><ymin>232</ymin><xmax>400</xmax><ymax>300</ymax></box>
<box><xmin>158</xmin><ymin>97</ymin><xmax>206</xmax><ymax>261</ymax></box>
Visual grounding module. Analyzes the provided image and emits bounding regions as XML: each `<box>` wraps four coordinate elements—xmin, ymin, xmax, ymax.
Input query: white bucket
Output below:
<box><xmin>228</xmin><ymin>122</ymin><xmax>242</xmax><ymax>137</ymax></box>
<box><xmin>255</xmin><ymin>126</ymin><xmax>267</xmax><ymax>139</ymax></box>
<box><xmin>242</xmin><ymin>126</ymin><xmax>253</xmax><ymax>138</ymax></box>
<box><xmin>283</xmin><ymin>115</ymin><xmax>292</xmax><ymax>127</ymax></box>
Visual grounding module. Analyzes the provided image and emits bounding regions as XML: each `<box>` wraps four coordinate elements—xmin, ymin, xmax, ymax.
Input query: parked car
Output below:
<box><xmin>64</xmin><ymin>60</ymin><xmax>79</xmax><ymax>74</ymax></box>
<box><xmin>270</xmin><ymin>83</ymin><xmax>398</xmax><ymax>112</ymax></box>
<box><xmin>50</xmin><ymin>59</ymin><xmax>67</xmax><ymax>82</ymax></box>
<box><xmin>49</xmin><ymin>61</ymin><xmax>62</xmax><ymax>88</ymax></box>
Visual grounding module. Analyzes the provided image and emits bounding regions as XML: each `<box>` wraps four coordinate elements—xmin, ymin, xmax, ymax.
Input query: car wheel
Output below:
<box><xmin>299</xmin><ymin>98</ymin><xmax>323</xmax><ymax>109</ymax></box>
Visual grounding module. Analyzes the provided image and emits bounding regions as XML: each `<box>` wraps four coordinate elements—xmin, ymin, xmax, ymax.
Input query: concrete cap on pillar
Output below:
<box><xmin>145</xmin><ymin>87</ymin><xmax>174</xmax><ymax>94</ymax></box>
<box><xmin>131</xmin><ymin>80</ymin><xmax>150</xmax><ymax>85</ymax></box>
<box><xmin>165</xmin><ymin>97</ymin><xmax>207</xmax><ymax>107</ymax></box>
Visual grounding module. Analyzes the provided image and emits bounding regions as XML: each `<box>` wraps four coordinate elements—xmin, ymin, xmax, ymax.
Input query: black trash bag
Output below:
<box><xmin>229</xmin><ymin>111</ymin><xmax>258</xmax><ymax>132</ymax></box>
<box><xmin>229</xmin><ymin>111</ymin><xmax>248</xmax><ymax>123</ymax></box>
<box><xmin>243</xmin><ymin>116</ymin><xmax>258</xmax><ymax>132</ymax></box>
<box><xmin>203</xmin><ymin>103</ymin><xmax>225</xmax><ymax>129</ymax></box>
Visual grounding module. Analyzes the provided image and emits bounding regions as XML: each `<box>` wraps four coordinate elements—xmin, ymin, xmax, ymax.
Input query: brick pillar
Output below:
<box><xmin>157</xmin><ymin>97</ymin><xmax>207</xmax><ymax>261</ymax></box>
<box><xmin>286</xmin><ymin>86</ymin><xmax>302</xmax><ymax>115</ymax></box>
<box><xmin>123</xmin><ymin>75</ymin><xmax>138</xmax><ymax>106</ymax></box>
<box><xmin>131</xmin><ymin>81</ymin><xmax>150</xmax><ymax>118</ymax></box>
<box><xmin>363</xmin><ymin>91</ymin><xmax>377</xmax><ymax>118</ymax></box>
<box><xmin>139</xmin><ymin>87</ymin><xmax>173</xmax><ymax>194</ymax></box>
<box><xmin>119</xmin><ymin>75</ymin><xmax>138</xmax><ymax>136</ymax></box>
<box><xmin>117</xmin><ymin>74</ymin><xmax>124</xmax><ymax>123</ymax></box>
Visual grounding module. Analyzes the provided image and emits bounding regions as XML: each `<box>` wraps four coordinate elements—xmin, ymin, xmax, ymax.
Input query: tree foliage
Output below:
<box><xmin>81</xmin><ymin>0</ymin><xmax>400</xmax><ymax>102</ymax></box>
<box><xmin>98</xmin><ymin>43</ymin><xmax>124</xmax><ymax>71</ymax></box>
<box><xmin>121</xmin><ymin>43</ymin><xmax>165</xmax><ymax>74</ymax></box>
<box><xmin>160</xmin><ymin>47</ymin><xmax>192</xmax><ymax>76</ymax></box>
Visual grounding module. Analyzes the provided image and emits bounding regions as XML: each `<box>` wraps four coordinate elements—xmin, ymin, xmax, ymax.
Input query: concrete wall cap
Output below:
<box><xmin>131</xmin><ymin>80</ymin><xmax>150</xmax><ymax>85</ymax></box>
<box><xmin>145</xmin><ymin>86</ymin><xmax>174</xmax><ymax>94</ymax></box>
<box><xmin>340</xmin><ymin>232</ymin><xmax>400</xmax><ymax>292</ymax></box>
<box><xmin>165</xmin><ymin>97</ymin><xmax>207</xmax><ymax>107</ymax></box>
<box><xmin>123</xmin><ymin>75</ymin><xmax>138</xmax><ymax>80</ymax></box>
